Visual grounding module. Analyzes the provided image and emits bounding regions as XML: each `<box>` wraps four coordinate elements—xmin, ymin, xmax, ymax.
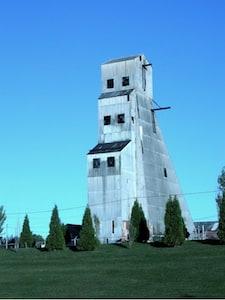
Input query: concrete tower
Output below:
<box><xmin>87</xmin><ymin>55</ymin><xmax>195</xmax><ymax>243</ymax></box>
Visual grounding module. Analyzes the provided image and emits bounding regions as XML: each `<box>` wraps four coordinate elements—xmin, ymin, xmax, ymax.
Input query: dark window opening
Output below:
<box><xmin>127</xmin><ymin>94</ymin><xmax>130</xmax><ymax>101</ymax></box>
<box><xmin>164</xmin><ymin>168</ymin><xmax>167</xmax><ymax>178</ymax></box>
<box><xmin>117</xmin><ymin>114</ymin><xmax>125</xmax><ymax>124</ymax></box>
<box><xmin>93</xmin><ymin>158</ymin><xmax>100</xmax><ymax>169</ymax></box>
<box><xmin>107</xmin><ymin>79</ymin><xmax>114</xmax><ymax>89</ymax></box>
<box><xmin>112</xmin><ymin>220</ymin><xmax>115</xmax><ymax>234</ymax></box>
<box><xmin>139</xmin><ymin>55</ymin><xmax>142</xmax><ymax>61</ymax></box>
<box><xmin>107</xmin><ymin>156</ymin><xmax>115</xmax><ymax>167</ymax></box>
<box><xmin>131</xmin><ymin>116</ymin><xmax>134</xmax><ymax>123</ymax></box>
<box><xmin>122</xmin><ymin>76</ymin><xmax>129</xmax><ymax>86</ymax></box>
<box><xmin>104</xmin><ymin>115</ymin><xmax>111</xmax><ymax>125</ymax></box>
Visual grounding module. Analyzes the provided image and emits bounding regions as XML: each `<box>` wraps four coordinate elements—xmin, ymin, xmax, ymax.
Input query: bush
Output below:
<box><xmin>164</xmin><ymin>196</ymin><xmax>185</xmax><ymax>247</ymax></box>
<box><xmin>20</xmin><ymin>214</ymin><xmax>33</xmax><ymax>248</ymax></box>
<box><xmin>77</xmin><ymin>206</ymin><xmax>98</xmax><ymax>251</ymax></box>
<box><xmin>46</xmin><ymin>205</ymin><xmax>65</xmax><ymax>250</ymax></box>
<box><xmin>130</xmin><ymin>199</ymin><xmax>149</xmax><ymax>243</ymax></box>
<box><xmin>138</xmin><ymin>206</ymin><xmax>150</xmax><ymax>242</ymax></box>
<box><xmin>0</xmin><ymin>206</ymin><xmax>6</xmax><ymax>235</ymax></box>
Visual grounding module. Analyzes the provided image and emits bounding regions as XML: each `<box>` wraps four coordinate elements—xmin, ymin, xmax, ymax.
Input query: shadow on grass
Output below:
<box><xmin>113</xmin><ymin>241</ymin><xmax>170</xmax><ymax>249</ymax></box>
<box><xmin>68</xmin><ymin>246</ymin><xmax>80</xmax><ymax>252</ymax></box>
<box><xmin>37</xmin><ymin>247</ymin><xmax>48</xmax><ymax>252</ymax></box>
<box><xmin>180</xmin><ymin>293</ymin><xmax>196</xmax><ymax>298</ymax></box>
<box><xmin>193</xmin><ymin>239</ymin><xmax>222</xmax><ymax>245</ymax></box>
<box><xmin>150</xmin><ymin>241</ymin><xmax>168</xmax><ymax>248</ymax></box>
<box><xmin>113</xmin><ymin>242</ymin><xmax>129</xmax><ymax>249</ymax></box>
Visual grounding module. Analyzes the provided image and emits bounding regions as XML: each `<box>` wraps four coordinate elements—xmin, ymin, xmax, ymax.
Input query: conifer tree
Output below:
<box><xmin>138</xmin><ymin>205</ymin><xmax>150</xmax><ymax>242</ymax></box>
<box><xmin>130</xmin><ymin>199</ymin><xmax>150</xmax><ymax>242</ymax></box>
<box><xmin>20</xmin><ymin>214</ymin><xmax>33</xmax><ymax>248</ymax></box>
<box><xmin>216</xmin><ymin>167</ymin><xmax>225</xmax><ymax>209</ymax></box>
<box><xmin>164</xmin><ymin>196</ymin><xmax>185</xmax><ymax>247</ymax></box>
<box><xmin>78</xmin><ymin>206</ymin><xmax>98</xmax><ymax>251</ymax></box>
<box><xmin>130</xmin><ymin>199</ymin><xmax>141</xmax><ymax>241</ymax></box>
<box><xmin>0</xmin><ymin>206</ymin><xmax>6</xmax><ymax>235</ymax></box>
<box><xmin>61</xmin><ymin>223</ymin><xmax>67</xmax><ymax>243</ymax></box>
<box><xmin>218</xmin><ymin>192</ymin><xmax>225</xmax><ymax>244</ymax></box>
<box><xmin>46</xmin><ymin>205</ymin><xmax>65</xmax><ymax>250</ymax></box>
<box><xmin>218</xmin><ymin>167</ymin><xmax>225</xmax><ymax>192</ymax></box>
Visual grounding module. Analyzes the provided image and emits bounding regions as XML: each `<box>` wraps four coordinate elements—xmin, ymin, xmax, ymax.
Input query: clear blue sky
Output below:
<box><xmin>0</xmin><ymin>0</ymin><xmax>224</xmax><ymax>238</ymax></box>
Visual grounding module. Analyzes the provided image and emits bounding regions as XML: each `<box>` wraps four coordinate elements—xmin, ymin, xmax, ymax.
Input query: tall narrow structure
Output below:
<box><xmin>87</xmin><ymin>55</ymin><xmax>194</xmax><ymax>243</ymax></box>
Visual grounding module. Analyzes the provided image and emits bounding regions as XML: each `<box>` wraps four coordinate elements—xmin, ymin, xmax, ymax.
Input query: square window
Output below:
<box><xmin>93</xmin><ymin>158</ymin><xmax>100</xmax><ymax>168</ymax></box>
<box><xmin>107</xmin><ymin>156</ymin><xmax>115</xmax><ymax>167</ymax></box>
<box><xmin>104</xmin><ymin>115</ymin><xmax>111</xmax><ymax>125</ymax></box>
<box><xmin>122</xmin><ymin>76</ymin><xmax>129</xmax><ymax>86</ymax></box>
<box><xmin>107</xmin><ymin>79</ymin><xmax>114</xmax><ymax>89</ymax></box>
<box><xmin>117</xmin><ymin>114</ymin><xmax>125</xmax><ymax>124</ymax></box>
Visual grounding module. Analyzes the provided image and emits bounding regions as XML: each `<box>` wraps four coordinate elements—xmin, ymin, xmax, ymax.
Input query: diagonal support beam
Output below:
<box><xmin>142</xmin><ymin>63</ymin><xmax>152</xmax><ymax>70</ymax></box>
<box><xmin>151</xmin><ymin>106</ymin><xmax>171</xmax><ymax>112</ymax></box>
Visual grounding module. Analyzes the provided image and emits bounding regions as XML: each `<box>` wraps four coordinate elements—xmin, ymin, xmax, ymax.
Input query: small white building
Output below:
<box><xmin>87</xmin><ymin>54</ymin><xmax>195</xmax><ymax>243</ymax></box>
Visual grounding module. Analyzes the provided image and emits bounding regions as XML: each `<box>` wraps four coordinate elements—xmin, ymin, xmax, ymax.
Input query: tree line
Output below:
<box><xmin>1</xmin><ymin>166</ymin><xmax>225</xmax><ymax>250</ymax></box>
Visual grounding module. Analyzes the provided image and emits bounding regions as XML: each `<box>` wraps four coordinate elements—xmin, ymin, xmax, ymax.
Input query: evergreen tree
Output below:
<box><xmin>218</xmin><ymin>192</ymin><xmax>225</xmax><ymax>244</ymax></box>
<box><xmin>218</xmin><ymin>167</ymin><xmax>225</xmax><ymax>192</ymax></box>
<box><xmin>216</xmin><ymin>167</ymin><xmax>225</xmax><ymax>209</ymax></box>
<box><xmin>46</xmin><ymin>205</ymin><xmax>65</xmax><ymax>250</ymax></box>
<box><xmin>138</xmin><ymin>205</ymin><xmax>150</xmax><ymax>242</ymax></box>
<box><xmin>164</xmin><ymin>196</ymin><xmax>185</xmax><ymax>247</ymax></box>
<box><xmin>61</xmin><ymin>223</ymin><xmax>67</xmax><ymax>243</ymax></box>
<box><xmin>20</xmin><ymin>214</ymin><xmax>33</xmax><ymax>248</ymax></box>
<box><xmin>78</xmin><ymin>206</ymin><xmax>98</xmax><ymax>251</ymax></box>
<box><xmin>0</xmin><ymin>206</ymin><xmax>6</xmax><ymax>235</ymax></box>
<box><xmin>130</xmin><ymin>199</ymin><xmax>141</xmax><ymax>241</ymax></box>
<box><xmin>130</xmin><ymin>199</ymin><xmax>150</xmax><ymax>242</ymax></box>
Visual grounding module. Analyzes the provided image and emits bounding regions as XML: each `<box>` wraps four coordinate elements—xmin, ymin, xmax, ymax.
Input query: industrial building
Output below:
<box><xmin>87</xmin><ymin>55</ymin><xmax>195</xmax><ymax>243</ymax></box>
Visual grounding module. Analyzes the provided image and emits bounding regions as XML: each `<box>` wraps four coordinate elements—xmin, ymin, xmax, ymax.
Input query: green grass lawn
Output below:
<box><xmin>0</xmin><ymin>241</ymin><xmax>225</xmax><ymax>298</ymax></box>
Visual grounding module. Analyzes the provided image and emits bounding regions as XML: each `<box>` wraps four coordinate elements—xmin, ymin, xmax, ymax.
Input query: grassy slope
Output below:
<box><xmin>0</xmin><ymin>241</ymin><xmax>225</xmax><ymax>298</ymax></box>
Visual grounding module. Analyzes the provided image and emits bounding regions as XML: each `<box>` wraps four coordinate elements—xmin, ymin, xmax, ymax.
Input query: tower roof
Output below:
<box><xmin>103</xmin><ymin>55</ymin><xmax>141</xmax><ymax>65</ymax></box>
<box><xmin>99</xmin><ymin>88</ymin><xmax>134</xmax><ymax>99</ymax></box>
<box><xmin>88</xmin><ymin>140</ymin><xmax>131</xmax><ymax>154</ymax></box>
